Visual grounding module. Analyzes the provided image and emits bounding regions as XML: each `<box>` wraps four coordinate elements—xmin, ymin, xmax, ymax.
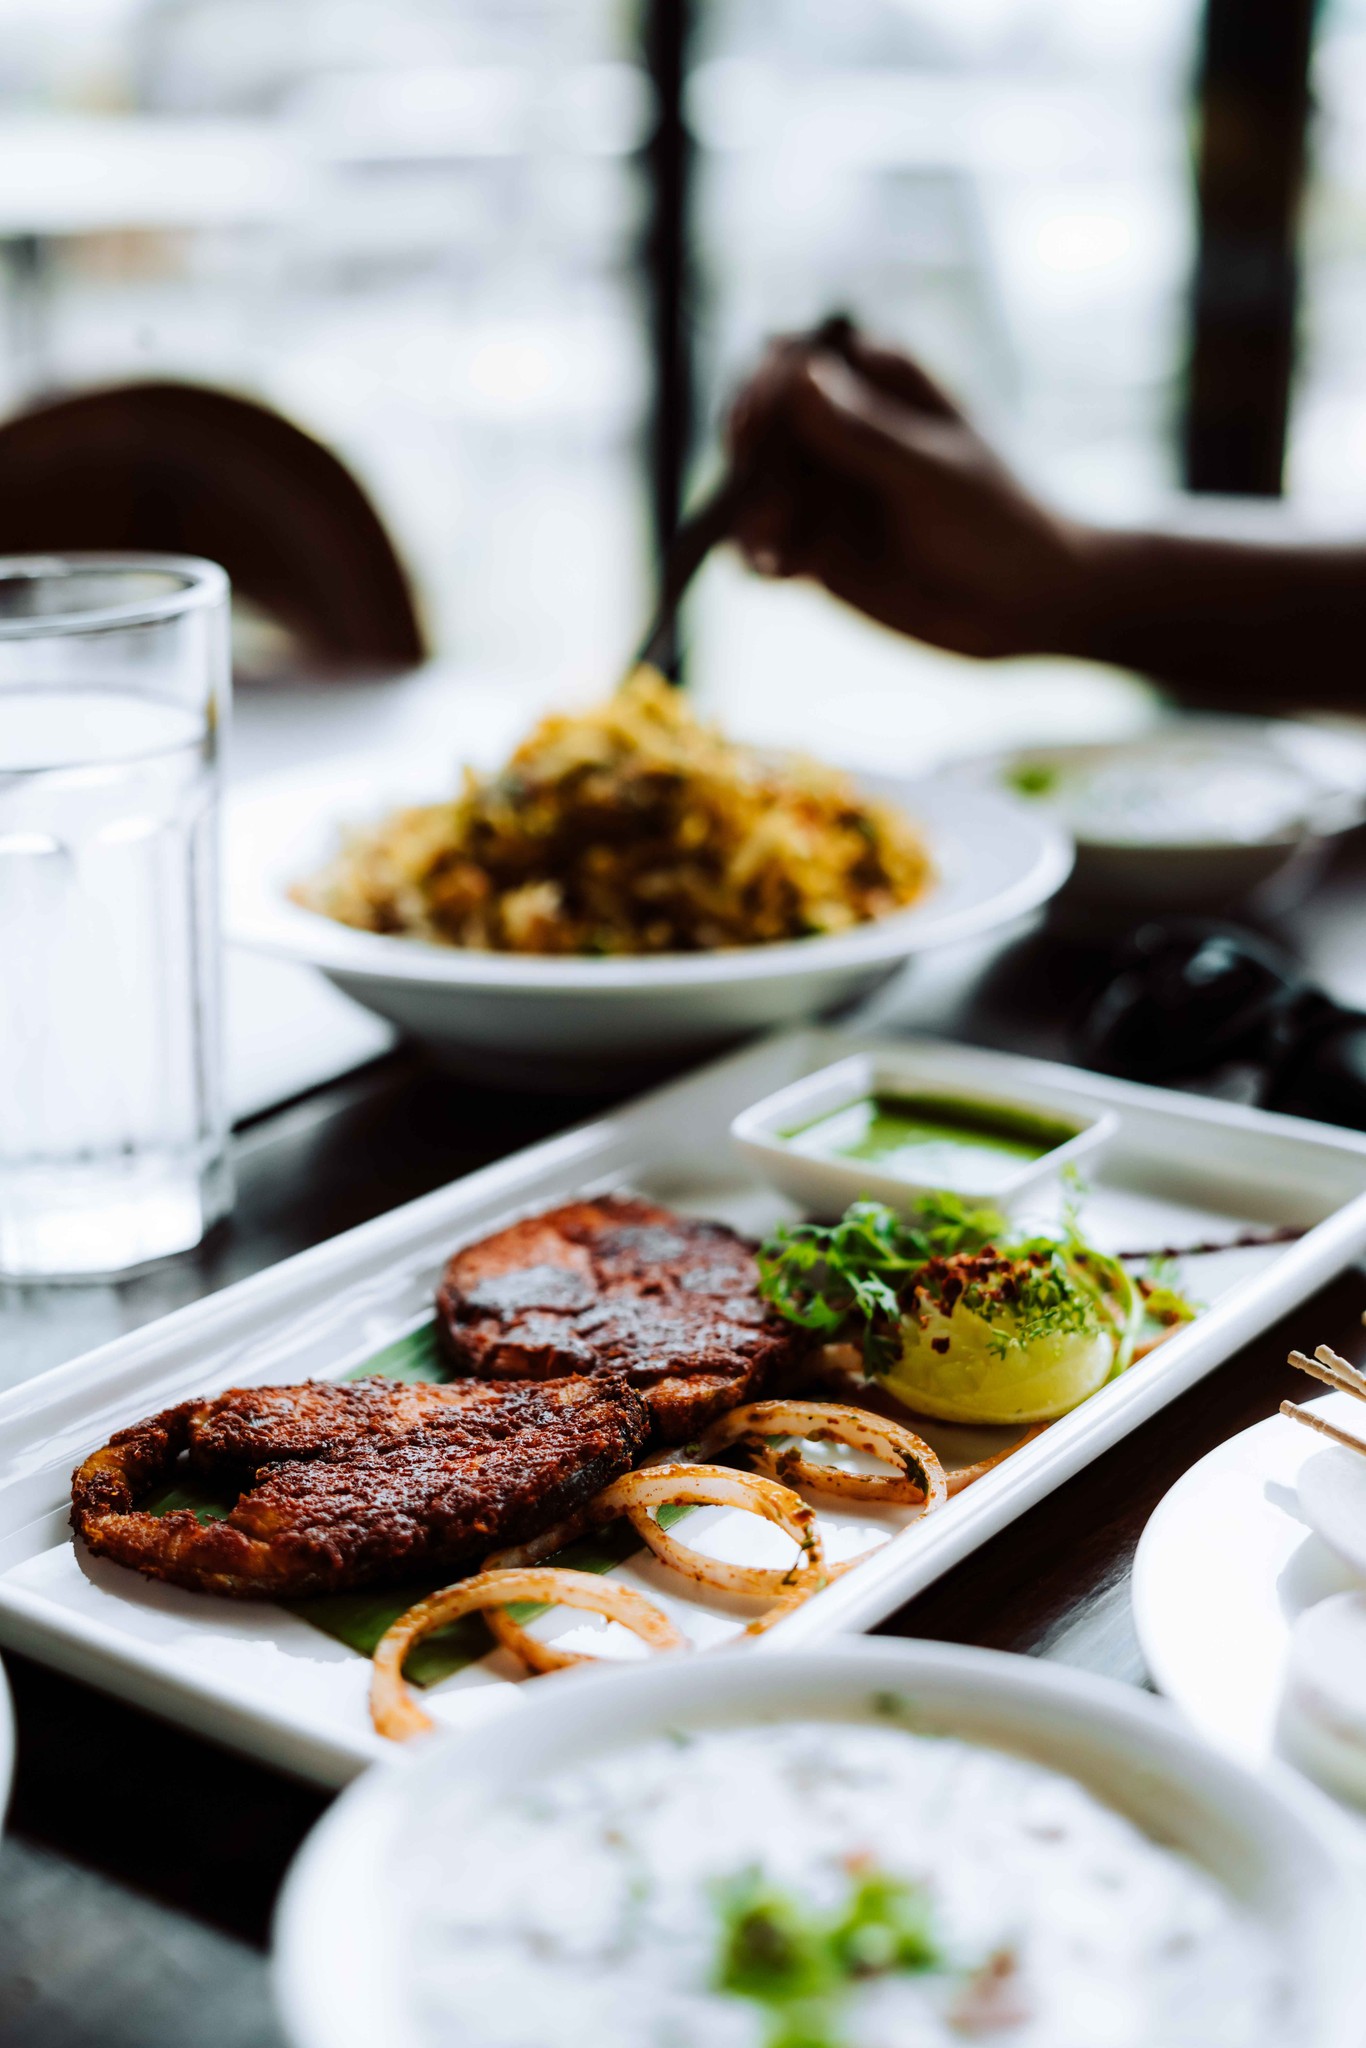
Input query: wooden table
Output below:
<box><xmin>4</xmin><ymin>836</ymin><xmax>1366</xmax><ymax>2048</ymax></box>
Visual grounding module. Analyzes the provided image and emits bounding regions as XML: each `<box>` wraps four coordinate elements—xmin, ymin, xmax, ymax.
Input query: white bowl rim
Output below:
<box><xmin>228</xmin><ymin>771</ymin><xmax>1074</xmax><ymax>993</ymax></box>
<box><xmin>273</xmin><ymin>1637</ymin><xmax>1359</xmax><ymax>2048</ymax></box>
<box><xmin>958</xmin><ymin>718</ymin><xmax>1366</xmax><ymax>854</ymax></box>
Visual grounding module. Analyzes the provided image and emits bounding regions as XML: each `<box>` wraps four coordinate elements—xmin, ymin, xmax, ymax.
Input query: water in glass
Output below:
<box><xmin>0</xmin><ymin>685</ymin><xmax>229</xmax><ymax>1274</ymax></box>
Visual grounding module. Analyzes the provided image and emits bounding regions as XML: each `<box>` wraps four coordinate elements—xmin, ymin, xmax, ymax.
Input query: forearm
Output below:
<box><xmin>1067</xmin><ymin>527</ymin><xmax>1366</xmax><ymax>710</ymax></box>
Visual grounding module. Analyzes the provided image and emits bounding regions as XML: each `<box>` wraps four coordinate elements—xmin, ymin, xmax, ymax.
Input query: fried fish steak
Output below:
<box><xmin>71</xmin><ymin>1372</ymin><xmax>649</xmax><ymax>1599</ymax></box>
<box><xmin>435</xmin><ymin>1195</ymin><xmax>806</xmax><ymax>1443</ymax></box>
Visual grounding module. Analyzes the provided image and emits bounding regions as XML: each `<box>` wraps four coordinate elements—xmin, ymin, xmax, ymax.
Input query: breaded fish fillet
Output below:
<box><xmin>436</xmin><ymin>1195</ymin><xmax>805</xmax><ymax>1442</ymax></box>
<box><xmin>72</xmin><ymin>1372</ymin><xmax>648</xmax><ymax>1599</ymax></box>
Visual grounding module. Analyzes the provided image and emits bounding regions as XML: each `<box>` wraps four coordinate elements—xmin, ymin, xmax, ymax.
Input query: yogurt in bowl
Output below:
<box><xmin>964</xmin><ymin>716</ymin><xmax>1366</xmax><ymax>912</ymax></box>
<box><xmin>274</xmin><ymin>1642</ymin><xmax>1362</xmax><ymax>2048</ymax></box>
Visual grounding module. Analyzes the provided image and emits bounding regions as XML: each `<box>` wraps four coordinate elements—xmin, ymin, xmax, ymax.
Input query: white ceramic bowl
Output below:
<box><xmin>226</xmin><ymin>759</ymin><xmax>1071</xmax><ymax>1088</ymax></box>
<box><xmin>274</xmin><ymin>1639</ymin><xmax>1362</xmax><ymax>2048</ymax></box>
<box><xmin>731</xmin><ymin>1046</ymin><xmax>1118</xmax><ymax>1215</ymax></box>
<box><xmin>957</xmin><ymin>715</ymin><xmax>1366</xmax><ymax>912</ymax></box>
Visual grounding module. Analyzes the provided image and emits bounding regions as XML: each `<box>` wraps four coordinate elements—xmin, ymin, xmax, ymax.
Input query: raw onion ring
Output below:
<box><xmin>593</xmin><ymin>1462</ymin><xmax>826</xmax><ymax>1600</ymax></box>
<box><xmin>698</xmin><ymin>1400</ymin><xmax>947</xmax><ymax>1512</ymax></box>
<box><xmin>370</xmin><ymin>1567</ymin><xmax>686</xmax><ymax>1741</ymax></box>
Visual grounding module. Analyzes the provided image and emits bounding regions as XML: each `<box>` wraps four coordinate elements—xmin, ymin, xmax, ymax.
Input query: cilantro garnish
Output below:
<box><xmin>1139</xmin><ymin>1255</ymin><xmax>1201</xmax><ymax>1329</ymax></box>
<box><xmin>713</xmin><ymin>1864</ymin><xmax>942</xmax><ymax>2048</ymax></box>
<box><xmin>758</xmin><ymin>1194</ymin><xmax>1143</xmax><ymax>1378</ymax></box>
<box><xmin>1004</xmin><ymin>761</ymin><xmax>1061</xmax><ymax>798</ymax></box>
<box><xmin>756</xmin><ymin>1194</ymin><xmax>1005</xmax><ymax>1374</ymax></box>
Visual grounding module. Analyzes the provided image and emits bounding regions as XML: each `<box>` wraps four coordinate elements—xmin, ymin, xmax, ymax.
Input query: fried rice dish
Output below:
<box><xmin>292</xmin><ymin>670</ymin><xmax>932</xmax><ymax>956</ymax></box>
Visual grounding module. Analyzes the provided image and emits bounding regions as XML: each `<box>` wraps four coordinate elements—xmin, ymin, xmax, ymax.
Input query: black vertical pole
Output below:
<box><xmin>640</xmin><ymin>0</ymin><xmax>696</xmax><ymax>674</ymax></box>
<box><xmin>1183</xmin><ymin>0</ymin><xmax>1317</xmax><ymax>495</ymax></box>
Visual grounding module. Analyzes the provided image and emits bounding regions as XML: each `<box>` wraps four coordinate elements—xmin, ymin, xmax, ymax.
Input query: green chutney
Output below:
<box><xmin>782</xmin><ymin>1091</ymin><xmax>1080</xmax><ymax>1193</ymax></box>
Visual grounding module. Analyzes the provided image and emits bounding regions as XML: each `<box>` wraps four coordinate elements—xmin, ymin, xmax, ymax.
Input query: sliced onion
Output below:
<box><xmin>593</xmin><ymin>1463</ymin><xmax>826</xmax><ymax>1600</ymax></box>
<box><xmin>482</xmin><ymin>1578</ymin><xmax>686</xmax><ymax>1677</ymax></box>
<box><xmin>946</xmin><ymin>1423</ymin><xmax>1049</xmax><ymax>1497</ymax></box>
<box><xmin>370</xmin><ymin>1567</ymin><xmax>687</xmax><ymax>1741</ymax></box>
<box><xmin>697</xmin><ymin>1400</ymin><xmax>948</xmax><ymax>1513</ymax></box>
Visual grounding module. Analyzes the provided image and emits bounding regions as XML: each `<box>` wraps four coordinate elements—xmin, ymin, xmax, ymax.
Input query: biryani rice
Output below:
<box><xmin>292</xmin><ymin>671</ymin><xmax>932</xmax><ymax>955</ymax></box>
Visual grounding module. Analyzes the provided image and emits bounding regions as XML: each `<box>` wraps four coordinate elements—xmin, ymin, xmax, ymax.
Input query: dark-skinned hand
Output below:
<box><xmin>726</xmin><ymin>325</ymin><xmax>1100</xmax><ymax>661</ymax></box>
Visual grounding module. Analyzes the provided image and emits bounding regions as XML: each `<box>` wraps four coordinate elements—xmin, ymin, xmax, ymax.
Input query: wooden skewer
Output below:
<box><xmin>1280</xmin><ymin>1401</ymin><xmax>1366</xmax><ymax>1458</ymax></box>
<box><xmin>1288</xmin><ymin>1350</ymin><xmax>1366</xmax><ymax>1404</ymax></box>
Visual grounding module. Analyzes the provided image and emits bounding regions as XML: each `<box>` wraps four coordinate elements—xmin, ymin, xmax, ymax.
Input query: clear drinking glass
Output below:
<box><xmin>0</xmin><ymin>556</ymin><xmax>232</xmax><ymax>1277</ymax></box>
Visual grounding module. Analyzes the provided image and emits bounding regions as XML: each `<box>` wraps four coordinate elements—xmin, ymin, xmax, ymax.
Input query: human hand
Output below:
<box><xmin>727</xmin><ymin>327</ymin><xmax>1102</xmax><ymax>661</ymax></box>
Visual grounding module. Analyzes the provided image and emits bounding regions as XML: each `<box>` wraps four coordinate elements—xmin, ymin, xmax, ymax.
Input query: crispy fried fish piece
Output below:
<box><xmin>436</xmin><ymin>1195</ymin><xmax>806</xmax><ymax>1443</ymax></box>
<box><xmin>71</xmin><ymin>1373</ymin><xmax>648</xmax><ymax>1599</ymax></box>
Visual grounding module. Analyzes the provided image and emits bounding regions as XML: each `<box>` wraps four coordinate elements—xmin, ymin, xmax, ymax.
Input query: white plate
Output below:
<box><xmin>274</xmin><ymin>1638</ymin><xmax>1364</xmax><ymax>2048</ymax></box>
<box><xmin>1133</xmin><ymin>1393</ymin><xmax>1366</xmax><ymax>1774</ymax></box>
<box><xmin>225</xmin><ymin>755</ymin><xmax>1072</xmax><ymax>1085</ymax></box>
<box><xmin>5</xmin><ymin>1028</ymin><xmax>1366</xmax><ymax>1787</ymax></box>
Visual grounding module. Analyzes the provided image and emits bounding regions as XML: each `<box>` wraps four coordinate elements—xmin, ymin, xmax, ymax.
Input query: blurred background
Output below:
<box><xmin>0</xmin><ymin>0</ymin><xmax>1353</xmax><ymax>763</ymax></box>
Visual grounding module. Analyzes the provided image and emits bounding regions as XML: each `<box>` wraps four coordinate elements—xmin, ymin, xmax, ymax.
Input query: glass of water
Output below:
<box><xmin>0</xmin><ymin>556</ymin><xmax>232</xmax><ymax>1277</ymax></box>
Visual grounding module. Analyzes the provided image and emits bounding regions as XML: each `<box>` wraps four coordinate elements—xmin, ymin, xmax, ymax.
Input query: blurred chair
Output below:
<box><xmin>0</xmin><ymin>381</ymin><xmax>426</xmax><ymax>671</ymax></box>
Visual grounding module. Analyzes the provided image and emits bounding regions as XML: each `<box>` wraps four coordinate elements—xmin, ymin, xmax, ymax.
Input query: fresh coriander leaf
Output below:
<box><xmin>829</xmin><ymin>1872</ymin><xmax>941</xmax><ymax>1977</ymax></box>
<box><xmin>713</xmin><ymin>1868</ymin><xmax>834</xmax><ymax>2006</ymax></box>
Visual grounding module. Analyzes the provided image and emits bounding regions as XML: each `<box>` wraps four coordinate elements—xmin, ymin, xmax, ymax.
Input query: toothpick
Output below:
<box><xmin>1317</xmin><ymin>1343</ymin><xmax>1366</xmax><ymax>1400</ymax></box>
<box><xmin>1280</xmin><ymin>1401</ymin><xmax>1366</xmax><ymax>1459</ymax></box>
<box><xmin>1289</xmin><ymin>1350</ymin><xmax>1366</xmax><ymax>1404</ymax></box>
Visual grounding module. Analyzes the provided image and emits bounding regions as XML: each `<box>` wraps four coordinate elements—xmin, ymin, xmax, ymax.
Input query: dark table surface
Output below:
<box><xmin>5</xmin><ymin>836</ymin><xmax>1366</xmax><ymax>2048</ymax></box>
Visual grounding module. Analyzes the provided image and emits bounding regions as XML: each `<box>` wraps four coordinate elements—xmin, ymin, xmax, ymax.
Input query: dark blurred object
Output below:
<box><xmin>1185</xmin><ymin>0</ymin><xmax>1315</xmax><ymax>494</ymax></box>
<box><xmin>641</xmin><ymin>0</ymin><xmax>696</xmax><ymax>590</ymax></box>
<box><xmin>1075</xmin><ymin>922</ymin><xmax>1306</xmax><ymax>1082</ymax></box>
<box><xmin>1074</xmin><ymin>918</ymin><xmax>1366</xmax><ymax>1131</ymax></box>
<box><xmin>0</xmin><ymin>381</ymin><xmax>426</xmax><ymax>671</ymax></box>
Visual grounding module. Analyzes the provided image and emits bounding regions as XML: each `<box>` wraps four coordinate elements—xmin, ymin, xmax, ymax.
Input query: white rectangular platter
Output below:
<box><xmin>4</xmin><ymin>1025</ymin><xmax>1366</xmax><ymax>1789</ymax></box>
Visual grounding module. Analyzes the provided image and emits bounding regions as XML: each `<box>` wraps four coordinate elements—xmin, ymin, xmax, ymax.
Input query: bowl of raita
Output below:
<box><xmin>275</xmin><ymin>1639</ymin><xmax>1361</xmax><ymax>2048</ymax></box>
